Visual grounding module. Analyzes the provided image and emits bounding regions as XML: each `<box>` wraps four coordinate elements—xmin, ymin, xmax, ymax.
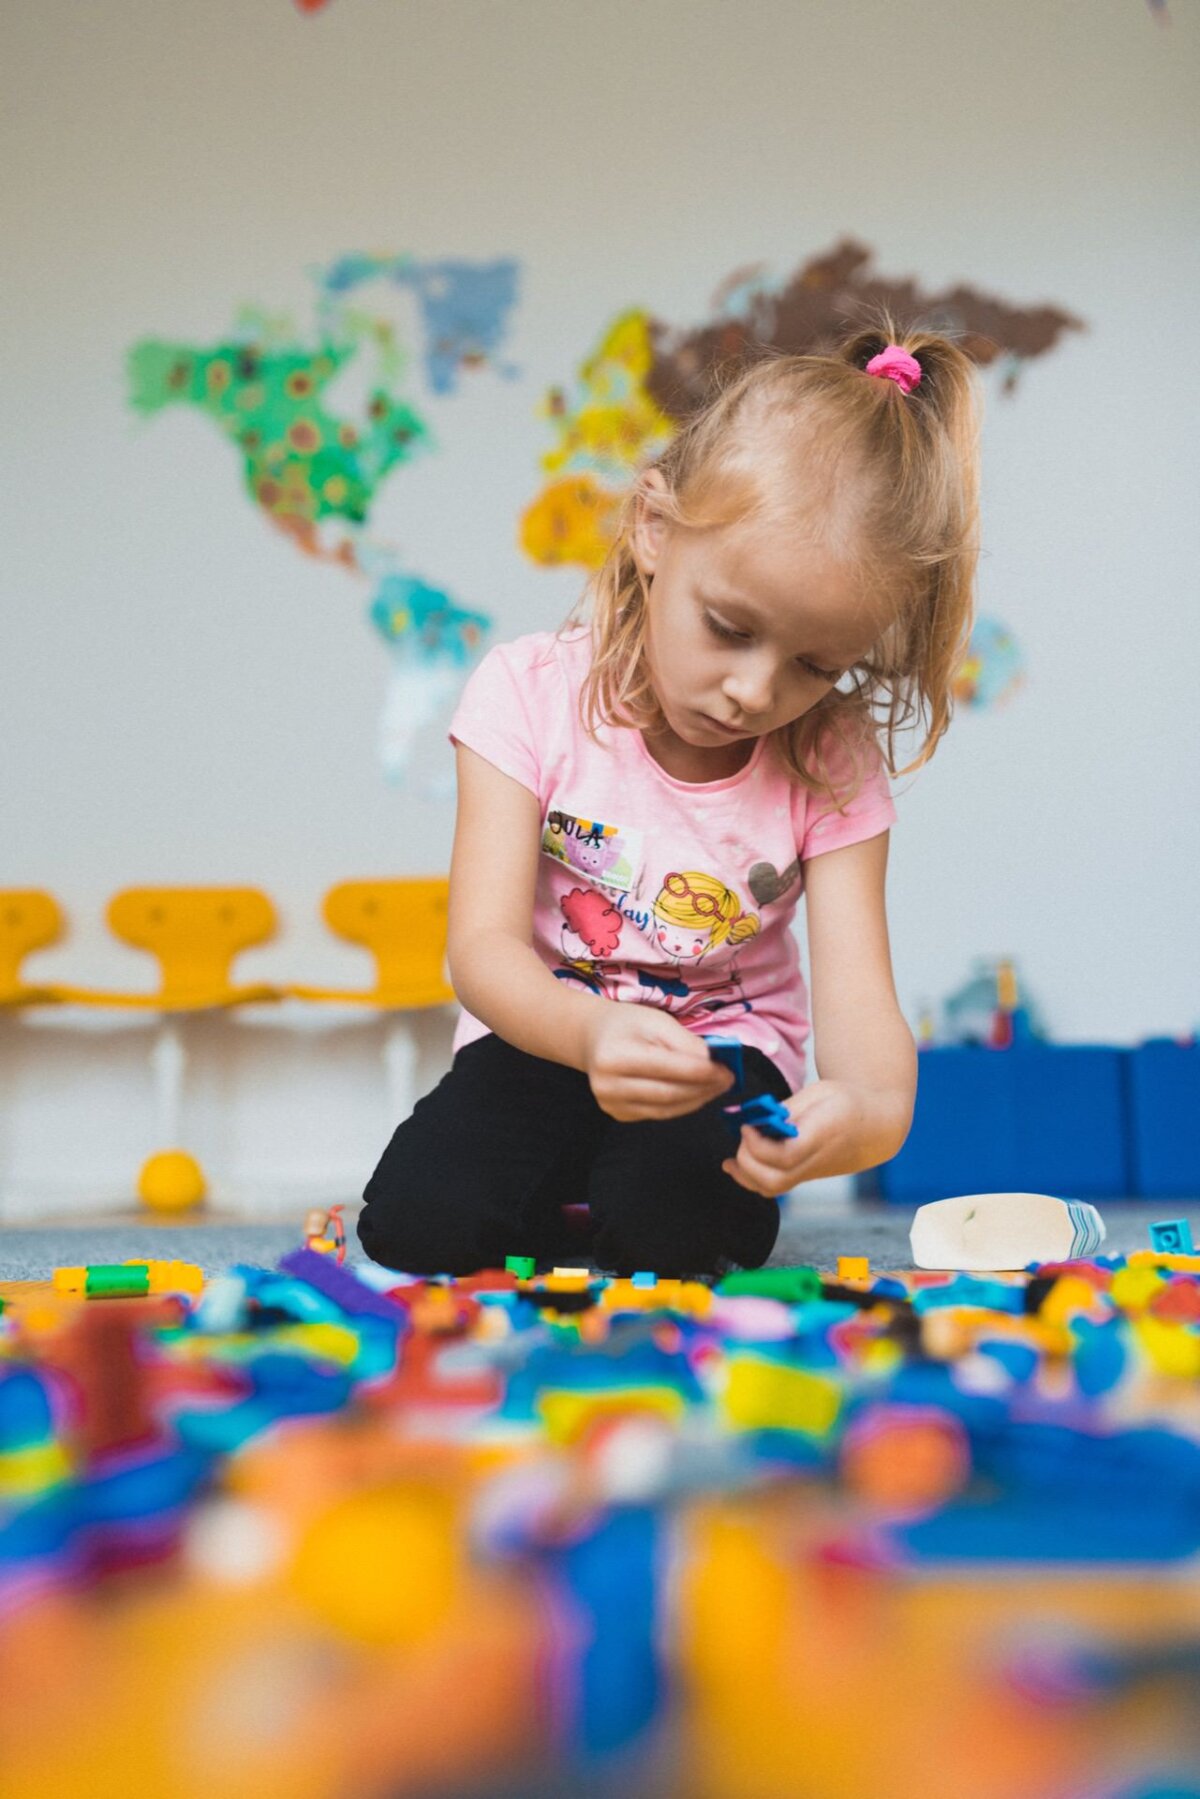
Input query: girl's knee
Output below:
<box><xmin>356</xmin><ymin>1215</ymin><xmax>446</xmax><ymax>1276</ymax></box>
<box><xmin>356</xmin><ymin>1190</ymin><xmax>478</xmax><ymax>1276</ymax></box>
<box><xmin>358</xmin><ymin>1140</ymin><xmax>466</xmax><ymax>1275</ymax></box>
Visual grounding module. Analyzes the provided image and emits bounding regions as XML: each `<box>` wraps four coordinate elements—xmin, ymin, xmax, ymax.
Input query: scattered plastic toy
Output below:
<box><xmin>1149</xmin><ymin>1218</ymin><xmax>1195</xmax><ymax>1255</ymax></box>
<box><xmin>304</xmin><ymin>1205</ymin><xmax>347</xmax><ymax>1265</ymax></box>
<box><xmin>837</xmin><ymin>1256</ymin><xmax>870</xmax><ymax>1281</ymax></box>
<box><xmin>52</xmin><ymin>1260</ymin><xmax>204</xmax><ymax>1299</ymax></box>
<box><xmin>703</xmin><ymin>1034</ymin><xmax>799</xmax><ymax>1143</ymax></box>
<box><xmin>6</xmin><ymin>1201</ymin><xmax>1200</xmax><ymax>1797</ymax></box>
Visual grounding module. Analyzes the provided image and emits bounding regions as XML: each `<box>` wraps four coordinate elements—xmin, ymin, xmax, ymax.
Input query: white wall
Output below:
<box><xmin>3</xmin><ymin>0</ymin><xmax>1197</xmax><ymax>1215</ymax></box>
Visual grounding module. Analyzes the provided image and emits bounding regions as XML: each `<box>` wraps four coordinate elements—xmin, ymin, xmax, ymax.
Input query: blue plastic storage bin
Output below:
<box><xmin>860</xmin><ymin>1044</ymin><xmax>1132</xmax><ymax>1204</ymax></box>
<box><xmin>1127</xmin><ymin>1039</ymin><xmax>1200</xmax><ymax>1199</ymax></box>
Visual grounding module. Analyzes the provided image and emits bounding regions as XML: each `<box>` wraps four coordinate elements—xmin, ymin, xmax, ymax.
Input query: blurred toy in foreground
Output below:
<box><xmin>6</xmin><ymin>1226</ymin><xmax>1200</xmax><ymax>1797</ymax></box>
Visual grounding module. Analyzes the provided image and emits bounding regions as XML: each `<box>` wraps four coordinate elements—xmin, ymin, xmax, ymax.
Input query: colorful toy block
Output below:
<box><xmin>1149</xmin><ymin>1218</ymin><xmax>1194</xmax><ymax>1256</ymax></box>
<box><xmin>600</xmin><ymin>1279</ymin><xmax>713</xmax><ymax>1318</ymax></box>
<box><xmin>733</xmin><ymin>1093</ymin><xmax>800</xmax><ymax>1141</ymax></box>
<box><xmin>52</xmin><ymin>1260</ymin><xmax>204</xmax><ymax>1300</ymax></box>
<box><xmin>716</xmin><ymin>1267</ymin><xmax>821</xmax><ymax>1304</ymax></box>
<box><xmin>703</xmin><ymin>1034</ymin><xmax>799</xmax><ymax>1143</ymax></box>
<box><xmin>702</xmin><ymin>1033</ymin><xmax>744</xmax><ymax>1089</ymax></box>
<box><xmin>837</xmin><ymin>1256</ymin><xmax>870</xmax><ymax>1281</ymax></box>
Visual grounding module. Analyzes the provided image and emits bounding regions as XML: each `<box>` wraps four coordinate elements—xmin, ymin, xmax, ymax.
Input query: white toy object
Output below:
<box><xmin>909</xmin><ymin>1191</ymin><xmax>1106</xmax><ymax>1272</ymax></box>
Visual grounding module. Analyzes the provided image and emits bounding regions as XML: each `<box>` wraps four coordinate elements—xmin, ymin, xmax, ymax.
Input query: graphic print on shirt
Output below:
<box><xmin>640</xmin><ymin>868</ymin><xmax>761</xmax><ymax>1019</ymax></box>
<box><xmin>553</xmin><ymin>886</ymin><xmax>624</xmax><ymax>998</ymax></box>
<box><xmin>541</xmin><ymin>806</ymin><xmax>642</xmax><ymax>894</ymax></box>
<box><xmin>748</xmin><ymin>854</ymin><xmax>801</xmax><ymax>907</ymax></box>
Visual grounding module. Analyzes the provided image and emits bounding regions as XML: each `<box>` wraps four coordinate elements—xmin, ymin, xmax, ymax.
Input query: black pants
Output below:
<box><xmin>357</xmin><ymin>1032</ymin><xmax>790</xmax><ymax>1278</ymax></box>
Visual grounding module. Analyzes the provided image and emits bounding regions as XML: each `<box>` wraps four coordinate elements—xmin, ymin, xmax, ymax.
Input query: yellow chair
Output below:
<box><xmin>0</xmin><ymin>889</ymin><xmax>70</xmax><ymax>1221</ymax></box>
<box><xmin>286</xmin><ymin>878</ymin><xmax>455</xmax><ymax>1008</ymax></box>
<box><xmin>42</xmin><ymin>886</ymin><xmax>283</xmax><ymax>1213</ymax></box>
<box><xmin>47</xmin><ymin>886</ymin><xmax>281</xmax><ymax>1010</ymax></box>
<box><xmin>0</xmin><ymin>889</ymin><xmax>68</xmax><ymax>1008</ymax></box>
<box><xmin>284</xmin><ymin>879</ymin><xmax>457</xmax><ymax>1127</ymax></box>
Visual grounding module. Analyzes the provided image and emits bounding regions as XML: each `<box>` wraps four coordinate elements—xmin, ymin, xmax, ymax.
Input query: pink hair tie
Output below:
<box><xmin>864</xmin><ymin>344</ymin><xmax>922</xmax><ymax>394</ymax></box>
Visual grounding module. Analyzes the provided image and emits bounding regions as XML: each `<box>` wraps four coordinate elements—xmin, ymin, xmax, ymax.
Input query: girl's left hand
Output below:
<box><xmin>720</xmin><ymin>1079</ymin><xmax>897</xmax><ymax>1199</ymax></box>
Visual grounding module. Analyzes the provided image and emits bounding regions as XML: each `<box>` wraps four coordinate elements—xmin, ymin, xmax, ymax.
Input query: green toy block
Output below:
<box><xmin>84</xmin><ymin>1264</ymin><xmax>151</xmax><ymax>1298</ymax></box>
<box><xmin>505</xmin><ymin>1255</ymin><xmax>537</xmax><ymax>1279</ymax></box>
<box><xmin>716</xmin><ymin>1266</ymin><xmax>822</xmax><ymax>1304</ymax></box>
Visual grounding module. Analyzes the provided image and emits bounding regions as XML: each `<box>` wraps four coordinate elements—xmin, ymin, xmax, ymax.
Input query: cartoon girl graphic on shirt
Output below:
<box><xmin>638</xmin><ymin>869</ymin><xmax>760</xmax><ymax>1015</ymax></box>
<box><xmin>553</xmin><ymin>886</ymin><xmax>623</xmax><ymax>997</ymax></box>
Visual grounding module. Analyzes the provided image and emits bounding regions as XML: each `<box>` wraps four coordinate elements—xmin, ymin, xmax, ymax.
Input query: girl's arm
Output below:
<box><xmin>447</xmin><ymin>743</ymin><xmax>602</xmax><ymax>1071</ymax></box>
<box><xmin>447</xmin><ymin>746</ymin><xmax>733</xmax><ymax>1117</ymax></box>
<box><xmin>804</xmin><ymin>829</ymin><xmax>916</xmax><ymax>1163</ymax></box>
<box><xmin>721</xmin><ymin>831</ymin><xmax>916</xmax><ymax>1195</ymax></box>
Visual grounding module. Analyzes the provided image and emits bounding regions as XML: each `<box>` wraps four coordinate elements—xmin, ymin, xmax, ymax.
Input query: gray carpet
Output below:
<box><xmin>2</xmin><ymin>1199</ymin><xmax>1197</xmax><ymax>1281</ymax></box>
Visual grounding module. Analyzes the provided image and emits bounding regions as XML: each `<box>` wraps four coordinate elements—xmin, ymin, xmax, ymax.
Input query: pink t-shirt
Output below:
<box><xmin>446</xmin><ymin>626</ymin><xmax>896</xmax><ymax>1093</ymax></box>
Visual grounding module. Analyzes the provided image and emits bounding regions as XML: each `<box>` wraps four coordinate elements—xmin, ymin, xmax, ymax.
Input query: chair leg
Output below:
<box><xmin>150</xmin><ymin>1016</ymin><xmax>185</xmax><ymax>1146</ymax></box>
<box><xmin>138</xmin><ymin>1016</ymin><xmax>206</xmax><ymax>1213</ymax></box>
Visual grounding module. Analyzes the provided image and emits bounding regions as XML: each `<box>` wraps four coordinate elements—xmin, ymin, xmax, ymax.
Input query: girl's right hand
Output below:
<box><xmin>582</xmin><ymin>1004</ymin><xmax>736</xmax><ymax>1122</ymax></box>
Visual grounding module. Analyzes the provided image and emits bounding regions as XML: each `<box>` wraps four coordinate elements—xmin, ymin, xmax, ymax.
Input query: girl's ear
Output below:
<box><xmin>633</xmin><ymin>469</ymin><xmax>669</xmax><ymax>579</ymax></box>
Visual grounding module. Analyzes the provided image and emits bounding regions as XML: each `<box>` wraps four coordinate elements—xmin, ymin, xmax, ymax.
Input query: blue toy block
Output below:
<box><xmin>858</xmin><ymin>1044</ymin><xmax>1132</xmax><ymax>1202</ymax></box>
<box><xmin>0</xmin><ymin>1367</ymin><xmax>57</xmax><ymax>1450</ymax></box>
<box><xmin>1149</xmin><ymin>1218</ymin><xmax>1194</xmax><ymax>1255</ymax></box>
<box><xmin>1072</xmin><ymin>1316</ymin><xmax>1127</xmax><ymax>1397</ymax></box>
<box><xmin>703</xmin><ymin>1033</ymin><xmax>745</xmax><ymax>1093</ymax></box>
<box><xmin>631</xmin><ymin>1272</ymin><xmax>657</xmax><ymax>1288</ymax></box>
<box><xmin>731</xmin><ymin>1093</ymin><xmax>799</xmax><ymax>1141</ymax></box>
<box><xmin>975</xmin><ymin>1339</ymin><xmax>1039</xmax><ymax>1385</ymax></box>
<box><xmin>912</xmin><ymin>1277</ymin><xmax>1025</xmax><ymax>1315</ymax></box>
<box><xmin>277</xmin><ymin>1247</ymin><xmax>409</xmax><ymax>1323</ymax></box>
<box><xmin>555</xmin><ymin>1505</ymin><xmax>663</xmax><ymax>1760</ymax></box>
<box><xmin>1129</xmin><ymin>1040</ymin><xmax>1200</xmax><ymax>1198</ymax></box>
<box><xmin>705</xmin><ymin>1034</ymin><xmax>798</xmax><ymax>1144</ymax></box>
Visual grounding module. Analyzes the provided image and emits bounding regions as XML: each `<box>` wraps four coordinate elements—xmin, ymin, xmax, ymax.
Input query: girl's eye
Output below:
<box><xmin>704</xmin><ymin>612</ymin><xmax>749</xmax><ymax>644</ymax></box>
<box><xmin>706</xmin><ymin>611</ymin><xmax>838</xmax><ymax>682</ymax></box>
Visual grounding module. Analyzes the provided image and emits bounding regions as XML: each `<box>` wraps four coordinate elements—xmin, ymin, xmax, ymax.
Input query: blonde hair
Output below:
<box><xmin>558</xmin><ymin>309</ymin><xmax>984</xmax><ymax>804</ymax></box>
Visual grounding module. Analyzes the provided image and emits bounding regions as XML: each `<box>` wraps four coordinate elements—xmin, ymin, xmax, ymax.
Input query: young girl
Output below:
<box><xmin>359</xmin><ymin>317</ymin><xmax>983</xmax><ymax>1278</ymax></box>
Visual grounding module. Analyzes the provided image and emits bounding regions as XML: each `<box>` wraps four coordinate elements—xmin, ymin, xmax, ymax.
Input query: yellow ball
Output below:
<box><xmin>289</xmin><ymin>1484</ymin><xmax>459</xmax><ymax>1646</ymax></box>
<box><xmin>137</xmin><ymin>1149</ymin><xmax>207</xmax><ymax>1214</ymax></box>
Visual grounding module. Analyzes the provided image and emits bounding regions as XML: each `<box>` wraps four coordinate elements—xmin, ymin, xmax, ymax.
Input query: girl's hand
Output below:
<box><xmin>720</xmin><ymin>1079</ymin><xmax>906</xmax><ymax>1198</ymax></box>
<box><xmin>584</xmin><ymin>1005</ymin><xmax>735</xmax><ymax>1121</ymax></box>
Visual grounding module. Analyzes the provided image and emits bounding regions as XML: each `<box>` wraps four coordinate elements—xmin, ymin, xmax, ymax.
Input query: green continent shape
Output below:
<box><xmin>128</xmin><ymin>337</ymin><xmax>432</xmax><ymax>526</ymax></box>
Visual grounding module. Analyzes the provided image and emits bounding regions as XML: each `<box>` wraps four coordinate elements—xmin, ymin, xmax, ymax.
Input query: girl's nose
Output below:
<box><xmin>724</xmin><ymin>659</ymin><xmax>775</xmax><ymax>718</ymax></box>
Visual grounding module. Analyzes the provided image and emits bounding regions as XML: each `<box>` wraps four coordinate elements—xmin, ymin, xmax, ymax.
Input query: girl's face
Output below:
<box><xmin>656</xmin><ymin>917</ymin><xmax>714</xmax><ymax>960</ymax></box>
<box><xmin>632</xmin><ymin>471</ymin><xmax>881</xmax><ymax>757</ymax></box>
